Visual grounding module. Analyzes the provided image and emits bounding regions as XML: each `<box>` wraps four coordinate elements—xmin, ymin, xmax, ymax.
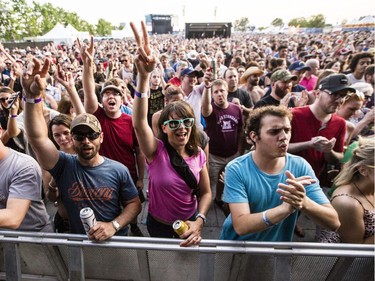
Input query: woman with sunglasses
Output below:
<box><xmin>131</xmin><ymin>22</ymin><xmax>211</xmax><ymax>247</ymax></box>
<box><xmin>319</xmin><ymin>136</ymin><xmax>374</xmax><ymax>244</ymax></box>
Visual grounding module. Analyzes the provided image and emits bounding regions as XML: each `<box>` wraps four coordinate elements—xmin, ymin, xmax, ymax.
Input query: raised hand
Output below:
<box><xmin>77</xmin><ymin>36</ymin><xmax>94</xmax><ymax>67</ymax></box>
<box><xmin>54</xmin><ymin>64</ymin><xmax>75</xmax><ymax>91</ymax></box>
<box><xmin>21</xmin><ymin>57</ymin><xmax>50</xmax><ymax>98</ymax></box>
<box><xmin>130</xmin><ymin>21</ymin><xmax>156</xmax><ymax>75</ymax></box>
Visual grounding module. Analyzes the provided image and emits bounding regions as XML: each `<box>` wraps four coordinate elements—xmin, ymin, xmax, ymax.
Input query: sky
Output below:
<box><xmin>26</xmin><ymin>0</ymin><xmax>374</xmax><ymax>28</ymax></box>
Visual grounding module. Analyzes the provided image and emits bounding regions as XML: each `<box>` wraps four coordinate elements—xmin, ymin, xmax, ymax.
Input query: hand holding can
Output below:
<box><xmin>80</xmin><ymin>207</ymin><xmax>97</xmax><ymax>235</ymax></box>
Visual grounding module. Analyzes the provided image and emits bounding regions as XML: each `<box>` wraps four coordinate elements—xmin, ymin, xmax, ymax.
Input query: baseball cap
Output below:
<box><xmin>181</xmin><ymin>67</ymin><xmax>199</xmax><ymax>77</ymax></box>
<box><xmin>240</xmin><ymin>67</ymin><xmax>264</xmax><ymax>84</ymax></box>
<box><xmin>288</xmin><ymin>61</ymin><xmax>311</xmax><ymax>72</ymax></box>
<box><xmin>270</xmin><ymin>69</ymin><xmax>298</xmax><ymax>82</ymax></box>
<box><xmin>318</xmin><ymin>74</ymin><xmax>355</xmax><ymax>94</ymax></box>
<box><xmin>99</xmin><ymin>85</ymin><xmax>123</xmax><ymax>97</ymax></box>
<box><xmin>71</xmin><ymin>113</ymin><xmax>102</xmax><ymax>133</ymax></box>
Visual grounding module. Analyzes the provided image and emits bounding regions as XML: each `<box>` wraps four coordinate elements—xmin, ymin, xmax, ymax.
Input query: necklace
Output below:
<box><xmin>353</xmin><ymin>182</ymin><xmax>374</xmax><ymax>208</ymax></box>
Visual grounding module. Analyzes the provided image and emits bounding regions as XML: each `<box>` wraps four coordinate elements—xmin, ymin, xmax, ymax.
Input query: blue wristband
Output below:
<box><xmin>134</xmin><ymin>90</ymin><xmax>149</xmax><ymax>98</ymax></box>
<box><xmin>262</xmin><ymin>211</ymin><xmax>273</xmax><ymax>227</ymax></box>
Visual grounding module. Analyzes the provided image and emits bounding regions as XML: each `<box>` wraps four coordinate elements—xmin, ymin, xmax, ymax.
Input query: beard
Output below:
<box><xmin>275</xmin><ymin>85</ymin><xmax>288</xmax><ymax>99</ymax></box>
<box><xmin>250</xmin><ymin>79</ymin><xmax>259</xmax><ymax>86</ymax></box>
<box><xmin>74</xmin><ymin>144</ymin><xmax>99</xmax><ymax>161</ymax></box>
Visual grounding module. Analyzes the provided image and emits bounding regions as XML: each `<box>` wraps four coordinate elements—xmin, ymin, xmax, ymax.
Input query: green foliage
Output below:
<box><xmin>0</xmin><ymin>0</ymin><xmax>100</xmax><ymax>41</ymax></box>
<box><xmin>233</xmin><ymin>17</ymin><xmax>250</xmax><ymax>32</ymax></box>
<box><xmin>271</xmin><ymin>18</ymin><xmax>284</xmax><ymax>27</ymax></box>
<box><xmin>96</xmin><ymin>19</ymin><xmax>113</xmax><ymax>36</ymax></box>
<box><xmin>288</xmin><ymin>14</ymin><xmax>326</xmax><ymax>28</ymax></box>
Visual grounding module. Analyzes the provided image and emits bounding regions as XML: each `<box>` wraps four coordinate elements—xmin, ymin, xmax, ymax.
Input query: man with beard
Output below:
<box><xmin>224</xmin><ymin>67</ymin><xmax>253</xmax><ymax>114</ymax></box>
<box><xmin>239</xmin><ymin>66</ymin><xmax>265</xmax><ymax>104</ymax></box>
<box><xmin>254</xmin><ymin>70</ymin><xmax>297</xmax><ymax>109</ymax></box>
<box><xmin>23</xmin><ymin>57</ymin><xmax>141</xmax><ymax>240</ymax></box>
<box><xmin>202</xmin><ymin>77</ymin><xmax>243</xmax><ymax>216</ymax></box>
<box><xmin>220</xmin><ymin>106</ymin><xmax>339</xmax><ymax>241</ymax></box>
<box><xmin>288</xmin><ymin>74</ymin><xmax>356</xmax><ymax>179</ymax></box>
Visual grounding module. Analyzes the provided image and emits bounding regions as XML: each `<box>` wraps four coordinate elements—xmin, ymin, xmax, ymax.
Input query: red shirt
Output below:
<box><xmin>94</xmin><ymin>107</ymin><xmax>138</xmax><ymax>181</ymax></box>
<box><xmin>290</xmin><ymin>106</ymin><xmax>346</xmax><ymax>177</ymax></box>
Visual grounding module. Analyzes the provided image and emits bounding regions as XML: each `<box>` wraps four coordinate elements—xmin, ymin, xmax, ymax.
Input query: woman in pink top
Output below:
<box><xmin>130</xmin><ymin>22</ymin><xmax>211</xmax><ymax>247</ymax></box>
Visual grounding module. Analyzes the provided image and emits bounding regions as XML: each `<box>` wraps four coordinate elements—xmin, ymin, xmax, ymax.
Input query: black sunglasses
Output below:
<box><xmin>72</xmin><ymin>132</ymin><xmax>100</xmax><ymax>141</ymax></box>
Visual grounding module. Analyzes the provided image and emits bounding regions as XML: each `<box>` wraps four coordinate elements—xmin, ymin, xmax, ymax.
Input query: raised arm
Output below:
<box><xmin>54</xmin><ymin>64</ymin><xmax>85</xmax><ymax>115</ymax></box>
<box><xmin>79</xmin><ymin>36</ymin><xmax>99</xmax><ymax>114</ymax></box>
<box><xmin>130</xmin><ymin>21</ymin><xmax>158</xmax><ymax>161</ymax></box>
<box><xmin>22</xmin><ymin>57</ymin><xmax>59</xmax><ymax>170</ymax></box>
<box><xmin>201</xmin><ymin>71</ymin><xmax>214</xmax><ymax>117</ymax></box>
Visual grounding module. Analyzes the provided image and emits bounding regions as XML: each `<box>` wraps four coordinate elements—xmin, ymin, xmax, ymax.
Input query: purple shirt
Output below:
<box><xmin>146</xmin><ymin>140</ymin><xmax>206</xmax><ymax>224</ymax></box>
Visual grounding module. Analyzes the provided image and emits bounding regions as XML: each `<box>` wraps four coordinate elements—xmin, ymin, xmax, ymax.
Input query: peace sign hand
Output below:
<box><xmin>21</xmin><ymin>57</ymin><xmax>50</xmax><ymax>98</ymax></box>
<box><xmin>130</xmin><ymin>21</ymin><xmax>156</xmax><ymax>75</ymax></box>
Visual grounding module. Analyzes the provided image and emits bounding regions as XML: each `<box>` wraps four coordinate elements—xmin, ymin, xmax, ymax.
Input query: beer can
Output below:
<box><xmin>173</xmin><ymin>220</ymin><xmax>190</xmax><ymax>237</ymax></box>
<box><xmin>80</xmin><ymin>207</ymin><xmax>97</xmax><ymax>234</ymax></box>
<box><xmin>211</xmin><ymin>60</ymin><xmax>217</xmax><ymax>80</ymax></box>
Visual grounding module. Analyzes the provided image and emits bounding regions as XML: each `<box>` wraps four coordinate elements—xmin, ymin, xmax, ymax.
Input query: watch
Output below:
<box><xmin>111</xmin><ymin>220</ymin><xmax>121</xmax><ymax>232</ymax></box>
<box><xmin>196</xmin><ymin>213</ymin><xmax>207</xmax><ymax>224</ymax></box>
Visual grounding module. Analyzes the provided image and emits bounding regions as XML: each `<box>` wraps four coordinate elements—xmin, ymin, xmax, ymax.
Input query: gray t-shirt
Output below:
<box><xmin>0</xmin><ymin>149</ymin><xmax>53</xmax><ymax>232</ymax></box>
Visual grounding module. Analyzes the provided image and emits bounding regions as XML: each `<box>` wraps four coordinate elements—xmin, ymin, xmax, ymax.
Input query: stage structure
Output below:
<box><xmin>185</xmin><ymin>22</ymin><xmax>232</xmax><ymax>38</ymax></box>
<box><xmin>145</xmin><ymin>14</ymin><xmax>173</xmax><ymax>34</ymax></box>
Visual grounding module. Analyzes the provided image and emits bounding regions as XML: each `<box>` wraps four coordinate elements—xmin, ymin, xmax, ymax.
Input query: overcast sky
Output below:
<box><xmin>26</xmin><ymin>0</ymin><xmax>374</xmax><ymax>27</ymax></box>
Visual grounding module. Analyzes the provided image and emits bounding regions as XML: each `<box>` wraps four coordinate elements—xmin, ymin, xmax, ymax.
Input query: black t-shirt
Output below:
<box><xmin>227</xmin><ymin>88</ymin><xmax>253</xmax><ymax>109</ymax></box>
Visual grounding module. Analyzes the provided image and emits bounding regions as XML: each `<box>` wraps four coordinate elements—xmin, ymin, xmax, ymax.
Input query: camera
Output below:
<box><xmin>5</xmin><ymin>91</ymin><xmax>22</xmax><ymax>109</ymax></box>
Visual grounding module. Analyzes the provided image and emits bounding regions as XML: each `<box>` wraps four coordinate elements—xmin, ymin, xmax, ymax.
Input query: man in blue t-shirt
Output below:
<box><xmin>22</xmin><ymin>57</ymin><xmax>141</xmax><ymax>240</ymax></box>
<box><xmin>220</xmin><ymin>106</ymin><xmax>340</xmax><ymax>241</ymax></box>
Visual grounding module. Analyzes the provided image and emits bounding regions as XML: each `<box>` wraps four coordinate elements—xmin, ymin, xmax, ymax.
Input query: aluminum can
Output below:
<box><xmin>173</xmin><ymin>220</ymin><xmax>190</xmax><ymax>237</ymax></box>
<box><xmin>80</xmin><ymin>207</ymin><xmax>97</xmax><ymax>234</ymax></box>
<box><xmin>211</xmin><ymin>60</ymin><xmax>217</xmax><ymax>80</ymax></box>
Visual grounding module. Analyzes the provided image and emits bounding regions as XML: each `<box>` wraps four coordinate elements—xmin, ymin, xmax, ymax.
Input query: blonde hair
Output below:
<box><xmin>334</xmin><ymin>136</ymin><xmax>375</xmax><ymax>187</ymax></box>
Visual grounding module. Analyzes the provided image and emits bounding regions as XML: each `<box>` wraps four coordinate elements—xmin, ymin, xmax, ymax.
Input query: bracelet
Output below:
<box><xmin>9</xmin><ymin>114</ymin><xmax>18</xmax><ymax>118</ymax></box>
<box><xmin>134</xmin><ymin>90</ymin><xmax>149</xmax><ymax>99</ymax></box>
<box><xmin>204</xmin><ymin>85</ymin><xmax>211</xmax><ymax>89</ymax></box>
<box><xmin>262</xmin><ymin>211</ymin><xmax>273</xmax><ymax>227</ymax></box>
<box><xmin>23</xmin><ymin>96</ymin><xmax>43</xmax><ymax>104</ymax></box>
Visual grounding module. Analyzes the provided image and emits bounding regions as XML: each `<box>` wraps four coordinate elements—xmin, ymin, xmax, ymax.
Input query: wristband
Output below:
<box><xmin>9</xmin><ymin>114</ymin><xmax>18</xmax><ymax>118</ymax></box>
<box><xmin>204</xmin><ymin>85</ymin><xmax>211</xmax><ymax>89</ymax></box>
<box><xmin>23</xmin><ymin>96</ymin><xmax>43</xmax><ymax>104</ymax></box>
<box><xmin>134</xmin><ymin>90</ymin><xmax>149</xmax><ymax>99</ymax></box>
<box><xmin>262</xmin><ymin>211</ymin><xmax>273</xmax><ymax>227</ymax></box>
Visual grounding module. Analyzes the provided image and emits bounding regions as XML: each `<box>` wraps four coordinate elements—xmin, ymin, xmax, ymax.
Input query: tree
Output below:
<box><xmin>0</xmin><ymin>0</ymin><xmax>32</xmax><ymax>41</ymax></box>
<box><xmin>96</xmin><ymin>19</ymin><xmax>112</xmax><ymax>36</ymax></box>
<box><xmin>307</xmin><ymin>14</ymin><xmax>326</xmax><ymax>28</ymax></box>
<box><xmin>271</xmin><ymin>18</ymin><xmax>284</xmax><ymax>27</ymax></box>
<box><xmin>233</xmin><ymin>17</ymin><xmax>250</xmax><ymax>32</ymax></box>
<box><xmin>288</xmin><ymin>17</ymin><xmax>308</xmax><ymax>27</ymax></box>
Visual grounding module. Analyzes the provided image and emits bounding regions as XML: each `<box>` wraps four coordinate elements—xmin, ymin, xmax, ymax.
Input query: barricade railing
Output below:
<box><xmin>0</xmin><ymin>230</ymin><xmax>373</xmax><ymax>281</ymax></box>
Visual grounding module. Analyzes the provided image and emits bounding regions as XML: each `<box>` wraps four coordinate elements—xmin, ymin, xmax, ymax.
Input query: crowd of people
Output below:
<box><xmin>0</xmin><ymin>23</ymin><xmax>373</xmax><ymax>246</ymax></box>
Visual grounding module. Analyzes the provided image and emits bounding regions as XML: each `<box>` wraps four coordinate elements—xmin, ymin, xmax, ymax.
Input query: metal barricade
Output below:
<box><xmin>0</xmin><ymin>231</ymin><xmax>373</xmax><ymax>281</ymax></box>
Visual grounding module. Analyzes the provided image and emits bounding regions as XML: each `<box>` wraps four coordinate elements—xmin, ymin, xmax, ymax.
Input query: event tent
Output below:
<box><xmin>29</xmin><ymin>23</ymin><xmax>89</xmax><ymax>45</ymax></box>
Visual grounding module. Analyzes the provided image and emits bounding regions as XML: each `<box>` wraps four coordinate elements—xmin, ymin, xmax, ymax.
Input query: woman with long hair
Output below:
<box><xmin>130</xmin><ymin>21</ymin><xmax>211</xmax><ymax>247</ymax></box>
<box><xmin>319</xmin><ymin>136</ymin><xmax>374</xmax><ymax>244</ymax></box>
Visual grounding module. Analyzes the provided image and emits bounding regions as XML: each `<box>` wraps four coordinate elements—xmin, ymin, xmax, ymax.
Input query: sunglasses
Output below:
<box><xmin>163</xmin><ymin>118</ymin><xmax>194</xmax><ymax>130</ymax></box>
<box><xmin>322</xmin><ymin>90</ymin><xmax>348</xmax><ymax>100</ymax></box>
<box><xmin>72</xmin><ymin>132</ymin><xmax>100</xmax><ymax>141</ymax></box>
